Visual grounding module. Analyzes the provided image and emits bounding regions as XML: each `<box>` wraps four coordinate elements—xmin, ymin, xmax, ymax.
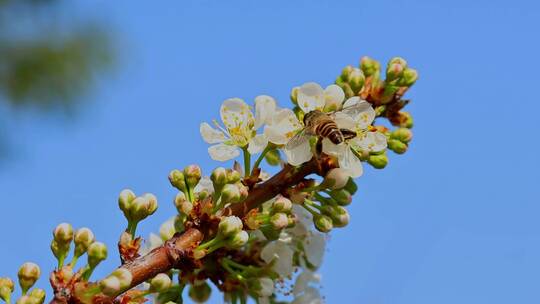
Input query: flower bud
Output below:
<box><xmin>337</xmin><ymin>82</ymin><xmax>355</xmax><ymax>99</ymax></box>
<box><xmin>388</xmin><ymin>139</ymin><xmax>408</xmax><ymax>154</ymax></box>
<box><xmin>168</xmin><ymin>170</ymin><xmax>187</xmax><ymax>192</ymax></box>
<box><xmin>221</xmin><ymin>184</ymin><xmax>240</xmax><ymax>204</ymax></box>
<box><xmin>270</xmin><ymin>213</ymin><xmax>289</xmax><ymax>230</ymax></box>
<box><xmin>53</xmin><ymin>223</ymin><xmax>73</xmax><ymax>245</ymax></box>
<box><xmin>118</xmin><ymin>189</ymin><xmax>136</xmax><ymax>217</ymax></box>
<box><xmin>226</xmin><ymin>230</ymin><xmax>249</xmax><ymax>249</ymax></box>
<box><xmin>264</xmin><ymin>149</ymin><xmax>281</xmax><ymax>166</ymax></box>
<box><xmin>28</xmin><ymin>289</ymin><xmax>45</xmax><ymax>304</ymax></box>
<box><xmin>324</xmin><ymin>206</ymin><xmax>350</xmax><ymax>228</ymax></box>
<box><xmin>367</xmin><ymin>153</ymin><xmax>389</xmax><ymax>169</ymax></box>
<box><xmin>398</xmin><ymin>68</ymin><xmax>418</xmax><ymax>87</ymax></box>
<box><xmin>174</xmin><ymin>193</ymin><xmax>192</xmax><ymax>216</ymax></box>
<box><xmin>250</xmin><ymin>277</ymin><xmax>274</xmax><ymax>297</ymax></box>
<box><xmin>272</xmin><ymin>196</ymin><xmax>292</xmax><ymax>213</ymax></box>
<box><xmin>111</xmin><ymin>268</ymin><xmax>132</xmax><ymax>290</ymax></box>
<box><xmin>74</xmin><ymin>228</ymin><xmax>95</xmax><ymax>257</ymax></box>
<box><xmin>360</xmin><ymin>56</ymin><xmax>380</xmax><ymax>77</ymax></box>
<box><xmin>348</xmin><ymin>68</ymin><xmax>365</xmax><ymax>93</ymax></box>
<box><xmin>150</xmin><ymin>273</ymin><xmax>171</xmax><ymax>293</ymax></box>
<box><xmin>99</xmin><ymin>276</ymin><xmax>120</xmax><ymax>296</ymax></box>
<box><xmin>389</xmin><ymin>57</ymin><xmax>407</xmax><ymax>67</ymax></box>
<box><xmin>87</xmin><ymin>242</ymin><xmax>108</xmax><ymax>268</ymax></box>
<box><xmin>184</xmin><ymin>165</ymin><xmax>202</xmax><ymax>189</ymax></box>
<box><xmin>0</xmin><ymin>278</ymin><xmax>14</xmax><ymax>303</ymax></box>
<box><xmin>15</xmin><ymin>296</ymin><xmax>34</xmax><ymax>304</ymax></box>
<box><xmin>159</xmin><ymin>219</ymin><xmax>176</xmax><ymax>241</ymax></box>
<box><xmin>340</xmin><ymin>65</ymin><xmax>354</xmax><ymax>82</ymax></box>
<box><xmin>210</xmin><ymin>167</ymin><xmax>227</xmax><ymax>188</ymax></box>
<box><xmin>188</xmin><ymin>281</ymin><xmax>211</xmax><ymax>303</ymax></box>
<box><xmin>226</xmin><ymin>170</ymin><xmax>241</xmax><ymax>184</ymax></box>
<box><xmin>18</xmin><ymin>263</ymin><xmax>40</xmax><ymax>294</ymax></box>
<box><xmin>344</xmin><ymin>178</ymin><xmax>358</xmax><ymax>195</ymax></box>
<box><xmin>322</xmin><ymin>168</ymin><xmax>349</xmax><ymax>190</ymax></box>
<box><xmin>314</xmin><ymin>215</ymin><xmax>333</xmax><ymax>233</ymax></box>
<box><xmin>290</xmin><ymin>86</ymin><xmax>299</xmax><ymax>105</ymax></box>
<box><xmin>131</xmin><ymin>194</ymin><xmax>158</xmax><ymax>222</ymax></box>
<box><xmin>328</xmin><ymin>189</ymin><xmax>352</xmax><ymax>206</ymax></box>
<box><xmin>50</xmin><ymin>240</ymin><xmax>68</xmax><ymax>262</ymax></box>
<box><xmin>236</xmin><ymin>183</ymin><xmax>249</xmax><ymax>201</ymax></box>
<box><xmin>218</xmin><ymin>216</ymin><xmax>243</xmax><ymax>238</ymax></box>
<box><xmin>390</xmin><ymin>128</ymin><xmax>413</xmax><ymax>143</ymax></box>
<box><xmin>386</xmin><ymin>62</ymin><xmax>405</xmax><ymax>82</ymax></box>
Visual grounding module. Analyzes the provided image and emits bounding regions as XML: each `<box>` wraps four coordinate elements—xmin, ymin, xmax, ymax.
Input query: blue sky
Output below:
<box><xmin>1</xmin><ymin>0</ymin><xmax>539</xmax><ymax>303</ymax></box>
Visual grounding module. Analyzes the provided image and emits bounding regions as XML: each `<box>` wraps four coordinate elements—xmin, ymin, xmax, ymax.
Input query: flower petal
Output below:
<box><xmin>261</xmin><ymin>240</ymin><xmax>295</xmax><ymax>277</ymax></box>
<box><xmin>321</xmin><ymin>138</ymin><xmax>345</xmax><ymax>156</ymax></box>
<box><xmin>220</xmin><ymin>98</ymin><xmax>254</xmax><ymax>130</ymax></box>
<box><xmin>254</xmin><ymin>95</ymin><xmax>277</xmax><ymax>129</ymax></box>
<box><xmin>248</xmin><ymin>134</ymin><xmax>269</xmax><ymax>154</ymax></box>
<box><xmin>194</xmin><ymin>176</ymin><xmax>214</xmax><ymax>194</ymax></box>
<box><xmin>338</xmin><ymin>146</ymin><xmax>363</xmax><ymax>178</ymax></box>
<box><xmin>342</xmin><ymin>97</ymin><xmax>376</xmax><ymax>129</ymax></box>
<box><xmin>283</xmin><ymin>141</ymin><xmax>312</xmax><ymax>166</ymax></box>
<box><xmin>264</xmin><ymin>109</ymin><xmax>303</xmax><ymax>145</ymax></box>
<box><xmin>293</xmin><ymin>270</ymin><xmax>321</xmax><ymax>296</ymax></box>
<box><xmin>356</xmin><ymin>131</ymin><xmax>387</xmax><ymax>152</ymax></box>
<box><xmin>200</xmin><ymin>122</ymin><xmax>226</xmax><ymax>144</ymax></box>
<box><xmin>297</xmin><ymin>82</ymin><xmax>325</xmax><ymax>113</ymax></box>
<box><xmin>208</xmin><ymin>143</ymin><xmax>240</xmax><ymax>161</ymax></box>
<box><xmin>304</xmin><ymin>232</ymin><xmax>325</xmax><ymax>267</ymax></box>
<box><xmin>323</xmin><ymin>84</ymin><xmax>345</xmax><ymax>112</ymax></box>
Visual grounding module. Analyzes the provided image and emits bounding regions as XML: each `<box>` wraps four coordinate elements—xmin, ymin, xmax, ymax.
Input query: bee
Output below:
<box><xmin>286</xmin><ymin>102</ymin><xmax>372</xmax><ymax>152</ymax></box>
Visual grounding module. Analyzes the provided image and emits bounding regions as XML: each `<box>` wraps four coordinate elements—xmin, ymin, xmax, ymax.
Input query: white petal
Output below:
<box><xmin>260</xmin><ymin>241</ymin><xmax>294</xmax><ymax>277</ymax></box>
<box><xmin>356</xmin><ymin>131</ymin><xmax>387</xmax><ymax>152</ymax></box>
<box><xmin>321</xmin><ymin>138</ymin><xmax>345</xmax><ymax>156</ymax></box>
<box><xmin>338</xmin><ymin>146</ymin><xmax>363</xmax><ymax>178</ymax></box>
<box><xmin>200</xmin><ymin>122</ymin><xmax>226</xmax><ymax>144</ymax></box>
<box><xmin>292</xmin><ymin>287</ymin><xmax>323</xmax><ymax>304</ymax></box>
<box><xmin>208</xmin><ymin>144</ymin><xmax>240</xmax><ymax>161</ymax></box>
<box><xmin>264</xmin><ymin>109</ymin><xmax>303</xmax><ymax>145</ymax></box>
<box><xmin>304</xmin><ymin>232</ymin><xmax>325</xmax><ymax>267</ymax></box>
<box><xmin>284</xmin><ymin>141</ymin><xmax>312</xmax><ymax>166</ymax></box>
<box><xmin>333</xmin><ymin>112</ymin><xmax>357</xmax><ymax>130</ymax></box>
<box><xmin>293</xmin><ymin>270</ymin><xmax>321</xmax><ymax>296</ymax></box>
<box><xmin>220</xmin><ymin>98</ymin><xmax>254</xmax><ymax>130</ymax></box>
<box><xmin>247</xmin><ymin>134</ymin><xmax>269</xmax><ymax>154</ymax></box>
<box><xmin>342</xmin><ymin>97</ymin><xmax>376</xmax><ymax>129</ymax></box>
<box><xmin>254</xmin><ymin>95</ymin><xmax>277</xmax><ymax>129</ymax></box>
<box><xmin>297</xmin><ymin>82</ymin><xmax>325</xmax><ymax>113</ymax></box>
<box><xmin>258</xmin><ymin>278</ymin><xmax>274</xmax><ymax>297</ymax></box>
<box><xmin>323</xmin><ymin>84</ymin><xmax>345</xmax><ymax>111</ymax></box>
<box><xmin>194</xmin><ymin>176</ymin><xmax>214</xmax><ymax>194</ymax></box>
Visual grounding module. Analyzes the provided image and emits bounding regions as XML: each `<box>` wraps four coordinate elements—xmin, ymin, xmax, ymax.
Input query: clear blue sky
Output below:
<box><xmin>1</xmin><ymin>0</ymin><xmax>539</xmax><ymax>303</ymax></box>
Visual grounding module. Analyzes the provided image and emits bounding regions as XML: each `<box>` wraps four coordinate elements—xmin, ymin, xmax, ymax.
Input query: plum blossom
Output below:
<box><xmin>296</xmin><ymin>82</ymin><xmax>345</xmax><ymax>114</ymax></box>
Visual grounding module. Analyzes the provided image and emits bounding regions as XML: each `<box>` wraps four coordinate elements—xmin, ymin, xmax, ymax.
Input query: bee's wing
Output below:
<box><xmin>285</xmin><ymin>128</ymin><xmax>311</xmax><ymax>150</ymax></box>
<box><xmin>338</xmin><ymin>101</ymin><xmax>373</xmax><ymax>118</ymax></box>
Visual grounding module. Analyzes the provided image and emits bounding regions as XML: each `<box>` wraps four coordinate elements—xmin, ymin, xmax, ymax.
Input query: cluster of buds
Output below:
<box><xmin>119</xmin><ymin>190</ymin><xmax>158</xmax><ymax>237</ymax></box>
<box><xmin>245</xmin><ymin>195</ymin><xmax>295</xmax><ymax>238</ymax></box>
<box><xmin>0</xmin><ymin>263</ymin><xmax>44</xmax><ymax>304</ymax></box>
<box><xmin>210</xmin><ymin>167</ymin><xmax>248</xmax><ymax>212</ymax></box>
<box><xmin>194</xmin><ymin>216</ymin><xmax>249</xmax><ymax>259</ymax></box>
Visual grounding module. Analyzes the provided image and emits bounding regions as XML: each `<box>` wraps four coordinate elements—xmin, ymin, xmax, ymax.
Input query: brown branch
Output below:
<box><xmin>56</xmin><ymin>155</ymin><xmax>336</xmax><ymax>304</ymax></box>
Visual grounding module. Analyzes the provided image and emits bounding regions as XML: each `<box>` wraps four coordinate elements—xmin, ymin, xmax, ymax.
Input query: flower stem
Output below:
<box><xmin>252</xmin><ymin>145</ymin><xmax>271</xmax><ymax>173</ymax></box>
<box><xmin>242</xmin><ymin>147</ymin><xmax>251</xmax><ymax>177</ymax></box>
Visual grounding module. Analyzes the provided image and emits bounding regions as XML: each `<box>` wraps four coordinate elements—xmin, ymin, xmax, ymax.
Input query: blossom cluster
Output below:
<box><xmin>0</xmin><ymin>56</ymin><xmax>417</xmax><ymax>304</ymax></box>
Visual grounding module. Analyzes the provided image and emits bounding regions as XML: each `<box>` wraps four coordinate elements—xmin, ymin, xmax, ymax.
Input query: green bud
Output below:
<box><xmin>150</xmin><ymin>273</ymin><xmax>172</xmax><ymax>293</ymax></box>
<box><xmin>210</xmin><ymin>167</ymin><xmax>228</xmax><ymax>187</ymax></box>
<box><xmin>99</xmin><ymin>276</ymin><xmax>120</xmax><ymax>296</ymax></box>
<box><xmin>221</xmin><ymin>184</ymin><xmax>240</xmax><ymax>204</ymax></box>
<box><xmin>118</xmin><ymin>189</ymin><xmax>136</xmax><ymax>218</ymax></box>
<box><xmin>290</xmin><ymin>86</ymin><xmax>299</xmax><ymax>105</ymax></box>
<box><xmin>18</xmin><ymin>263</ymin><xmax>40</xmax><ymax>294</ymax></box>
<box><xmin>250</xmin><ymin>277</ymin><xmax>274</xmax><ymax>298</ymax></box>
<box><xmin>226</xmin><ymin>170</ymin><xmax>241</xmax><ymax>184</ymax></box>
<box><xmin>110</xmin><ymin>268</ymin><xmax>132</xmax><ymax>290</ymax></box>
<box><xmin>15</xmin><ymin>296</ymin><xmax>34</xmax><ymax>304</ymax></box>
<box><xmin>0</xmin><ymin>278</ymin><xmax>14</xmax><ymax>303</ymax></box>
<box><xmin>272</xmin><ymin>196</ymin><xmax>292</xmax><ymax>213</ymax></box>
<box><xmin>391</xmin><ymin>128</ymin><xmax>413</xmax><ymax>143</ymax></box>
<box><xmin>389</xmin><ymin>56</ymin><xmax>408</xmax><ymax>67</ymax></box>
<box><xmin>325</xmin><ymin>206</ymin><xmax>350</xmax><ymax>228</ymax></box>
<box><xmin>175</xmin><ymin>194</ymin><xmax>193</xmax><ymax>216</ymax></box>
<box><xmin>87</xmin><ymin>242</ymin><xmax>108</xmax><ymax>268</ymax></box>
<box><xmin>226</xmin><ymin>230</ymin><xmax>249</xmax><ymax>249</ymax></box>
<box><xmin>131</xmin><ymin>193</ymin><xmax>158</xmax><ymax>222</ymax></box>
<box><xmin>344</xmin><ymin>178</ymin><xmax>358</xmax><ymax>195</ymax></box>
<box><xmin>50</xmin><ymin>240</ymin><xmax>69</xmax><ymax>263</ymax></box>
<box><xmin>27</xmin><ymin>289</ymin><xmax>45</xmax><ymax>304</ymax></box>
<box><xmin>340</xmin><ymin>65</ymin><xmax>354</xmax><ymax>82</ymax></box>
<box><xmin>159</xmin><ymin>219</ymin><xmax>176</xmax><ymax>241</ymax></box>
<box><xmin>348</xmin><ymin>68</ymin><xmax>365</xmax><ymax>93</ymax></box>
<box><xmin>314</xmin><ymin>215</ymin><xmax>333</xmax><ymax>233</ymax></box>
<box><xmin>337</xmin><ymin>82</ymin><xmax>355</xmax><ymax>99</ymax></box>
<box><xmin>328</xmin><ymin>189</ymin><xmax>352</xmax><ymax>206</ymax></box>
<box><xmin>53</xmin><ymin>223</ymin><xmax>73</xmax><ymax>245</ymax></box>
<box><xmin>168</xmin><ymin>170</ymin><xmax>187</xmax><ymax>192</ymax></box>
<box><xmin>360</xmin><ymin>56</ymin><xmax>380</xmax><ymax>77</ymax></box>
<box><xmin>188</xmin><ymin>281</ymin><xmax>211</xmax><ymax>303</ymax></box>
<box><xmin>367</xmin><ymin>153</ymin><xmax>389</xmax><ymax>169</ymax></box>
<box><xmin>264</xmin><ymin>149</ymin><xmax>281</xmax><ymax>166</ymax></box>
<box><xmin>398</xmin><ymin>68</ymin><xmax>418</xmax><ymax>87</ymax></box>
<box><xmin>184</xmin><ymin>165</ymin><xmax>202</xmax><ymax>189</ymax></box>
<box><xmin>386</xmin><ymin>62</ymin><xmax>405</xmax><ymax>82</ymax></box>
<box><xmin>218</xmin><ymin>216</ymin><xmax>243</xmax><ymax>238</ymax></box>
<box><xmin>270</xmin><ymin>213</ymin><xmax>289</xmax><ymax>230</ymax></box>
<box><xmin>74</xmin><ymin>228</ymin><xmax>95</xmax><ymax>257</ymax></box>
<box><xmin>322</xmin><ymin>168</ymin><xmax>349</xmax><ymax>190</ymax></box>
<box><xmin>388</xmin><ymin>139</ymin><xmax>408</xmax><ymax>154</ymax></box>
<box><xmin>237</xmin><ymin>182</ymin><xmax>249</xmax><ymax>201</ymax></box>
<box><xmin>174</xmin><ymin>215</ymin><xmax>186</xmax><ymax>233</ymax></box>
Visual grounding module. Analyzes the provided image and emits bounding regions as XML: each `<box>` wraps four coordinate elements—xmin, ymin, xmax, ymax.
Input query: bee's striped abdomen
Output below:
<box><xmin>315</xmin><ymin>120</ymin><xmax>344</xmax><ymax>144</ymax></box>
